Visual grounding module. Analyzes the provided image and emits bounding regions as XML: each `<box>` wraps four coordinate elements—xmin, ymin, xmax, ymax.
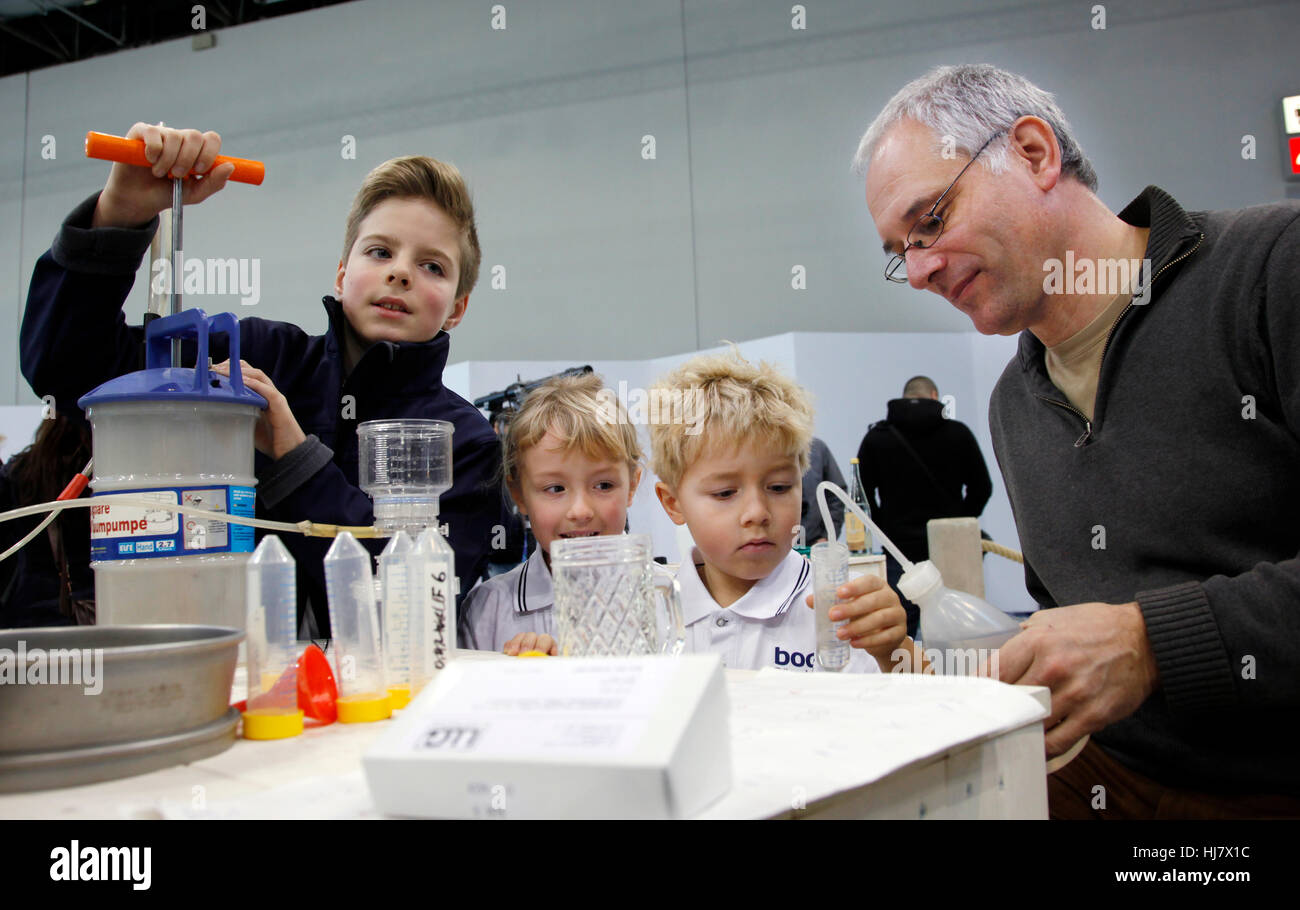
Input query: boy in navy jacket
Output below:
<box><xmin>21</xmin><ymin>123</ymin><xmax>507</xmax><ymax>635</ymax></box>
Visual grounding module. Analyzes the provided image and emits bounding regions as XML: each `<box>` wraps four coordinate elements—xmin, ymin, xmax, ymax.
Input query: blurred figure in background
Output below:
<box><xmin>0</xmin><ymin>414</ymin><xmax>95</xmax><ymax>627</ymax></box>
<box><xmin>857</xmin><ymin>375</ymin><xmax>992</xmax><ymax>637</ymax></box>
<box><xmin>798</xmin><ymin>437</ymin><xmax>845</xmax><ymax>546</ymax></box>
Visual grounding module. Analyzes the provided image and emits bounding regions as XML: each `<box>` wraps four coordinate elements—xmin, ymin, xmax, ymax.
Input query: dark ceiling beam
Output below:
<box><xmin>49</xmin><ymin>1</ymin><xmax>125</xmax><ymax>47</ymax></box>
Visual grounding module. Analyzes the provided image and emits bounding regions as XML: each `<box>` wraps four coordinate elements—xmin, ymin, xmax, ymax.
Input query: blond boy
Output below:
<box><xmin>461</xmin><ymin>372</ymin><xmax>643</xmax><ymax>654</ymax></box>
<box><xmin>22</xmin><ymin>124</ymin><xmax>506</xmax><ymax>637</ymax></box>
<box><xmin>650</xmin><ymin>351</ymin><xmax>920</xmax><ymax>672</ymax></box>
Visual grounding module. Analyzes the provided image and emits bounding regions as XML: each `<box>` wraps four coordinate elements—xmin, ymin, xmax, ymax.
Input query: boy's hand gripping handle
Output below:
<box><xmin>85</xmin><ymin>131</ymin><xmax>265</xmax><ymax>185</ymax></box>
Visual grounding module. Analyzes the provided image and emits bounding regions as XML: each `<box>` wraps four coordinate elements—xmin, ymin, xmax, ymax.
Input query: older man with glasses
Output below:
<box><xmin>833</xmin><ymin>63</ymin><xmax>1300</xmax><ymax>819</ymax></box>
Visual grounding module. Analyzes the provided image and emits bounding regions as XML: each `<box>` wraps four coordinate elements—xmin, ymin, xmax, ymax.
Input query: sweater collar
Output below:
<box><xmin>1116</xmin><ymin>184</ymin><xmax>1204</xmax><ymax>277</ymax></box>
<box><xmin>1017</xmin><ymin>185</ymin><xmax>1203</xmax><ymax>374</ymax></box>
<box><xmin>321</xmin><ymin>295</ymin><xmax>449</xmax><ymax>391</ymax></box>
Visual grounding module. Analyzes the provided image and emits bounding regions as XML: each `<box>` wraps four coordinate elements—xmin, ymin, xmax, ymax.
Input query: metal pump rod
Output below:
<box><xmin>170</xmin><ymin>177</ymin><xmax>183</xmax><ymax>366</ymax></box>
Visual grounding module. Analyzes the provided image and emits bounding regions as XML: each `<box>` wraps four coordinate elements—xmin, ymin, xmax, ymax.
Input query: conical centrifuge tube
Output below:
<box><xmin>811</xmin><ymin>541</ymin><xmax>852</xmax><ymax>672</ymax></box>
<box><xmin>243</xmin><ymin>535</ymin><xmax>304</xmax><ymax>739</ymax></box>
<box><xmin>379</xmin><ymin>530</ymin><xmax>415</xmax><ymax>709</ymax></box>
<box><xmin>411</xmin><ymin>525</ymin><xmax>456</xmax><ymax>694</ymax></box>
<box><xmin>324</xmin><ymin>532</ymin><xmax>391</xmax><ymax>722</ymax></box>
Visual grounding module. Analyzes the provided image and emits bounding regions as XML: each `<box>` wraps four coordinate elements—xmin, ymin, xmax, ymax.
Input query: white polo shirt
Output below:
<box><xmin>677</xmin><ymin>548</ymin><xmax>878</xmax><ymax>673</ymax></box>
<box><xmin>460</xmin><ymin>548</ymin><xmax>554</xmax><ymax>652</ymax></box>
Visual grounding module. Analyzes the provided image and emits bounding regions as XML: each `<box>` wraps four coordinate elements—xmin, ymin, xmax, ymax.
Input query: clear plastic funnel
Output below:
<box><xmin>357</xmin><ymin>419</ymin><xmax>454</xmax><ymax>533</ymax></box>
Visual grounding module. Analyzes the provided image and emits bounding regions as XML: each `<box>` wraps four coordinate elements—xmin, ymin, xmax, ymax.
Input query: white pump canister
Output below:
<box><xmin>79</xmin><ymin>310</ymin><xmax>267</xmax><ymax>629</ymax></box>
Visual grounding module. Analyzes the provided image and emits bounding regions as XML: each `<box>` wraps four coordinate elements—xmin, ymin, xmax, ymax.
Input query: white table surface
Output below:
<box><xmin>0</xmin><ymin>651</ymin><xmax>1051</xmax><ymax>820</ymax></box>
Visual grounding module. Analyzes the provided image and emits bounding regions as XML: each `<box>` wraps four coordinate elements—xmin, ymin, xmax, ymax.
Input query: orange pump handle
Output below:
<box><xmin>85</xmin><ymin>131</ymin><xmax>265</xmax><ymax>185</ymax></box>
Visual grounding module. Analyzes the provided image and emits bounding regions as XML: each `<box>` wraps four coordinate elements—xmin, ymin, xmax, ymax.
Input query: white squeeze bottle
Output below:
<box><xmin>897</xmin><ymin>560</ymin><xmax>1021</xmax><ymax>676</ymax></box>
<box><xmin>815</xmin><ymin>480</ymin><xmax>1021</xmax><ymax>677</ymax></box>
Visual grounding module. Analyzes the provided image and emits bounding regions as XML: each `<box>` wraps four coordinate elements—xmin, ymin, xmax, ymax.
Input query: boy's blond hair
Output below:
<box><xmin>502</xmin><ymin>372</ymin><xmax>642</xmax><ymax>490</ymax></box>
<box><xmin>342</xmin><ymin>156</ymin><xmax>481</xmax><ymax>300</ymax></box>
<box><xmin>649</xmin><ymin>349</ymin><xmax>813</xmax><ymax>489</ymax></box>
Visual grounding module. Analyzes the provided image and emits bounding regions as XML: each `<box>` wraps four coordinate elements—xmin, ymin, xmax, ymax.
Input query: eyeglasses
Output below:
<box><xmin>884</xmin><ymin>133</ymin><xmax>999</xmax><ymax>284</ymax></box>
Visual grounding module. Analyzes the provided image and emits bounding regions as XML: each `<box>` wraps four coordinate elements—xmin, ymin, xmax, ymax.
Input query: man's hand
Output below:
<box><xmin>805</xmin><ymin>572</ymin><xmax>907</xmax><ymax>665</ymax></box>
<box><xmin>93</xmin><ymin>122</ymin><xmax>235</xmax><ymax>228</ymax></box>
<box><xmin>995</xmin><ymin>601</ymin><xmax>1160</xmax><ymax>757</ymax></box>
<box><xmin>503</xmin><ymin>632</ymin><xmax>557</xmax><ymax>656</ymax></box>
<box><xmin>212</xmin><ymin>360</ymin><xmax>306</xmax><ymax>460</ymax></box>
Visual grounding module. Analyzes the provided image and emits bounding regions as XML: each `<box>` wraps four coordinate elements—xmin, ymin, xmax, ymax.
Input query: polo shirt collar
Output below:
<box><xmin>678</xmin><ymin>547</ymin><xmax>810</xmax><ymax>625</ymax></box>
<box><xmin>514</xmin><ymin>547</ymin><xmax>553</xmax><ymax>616</ymax></box>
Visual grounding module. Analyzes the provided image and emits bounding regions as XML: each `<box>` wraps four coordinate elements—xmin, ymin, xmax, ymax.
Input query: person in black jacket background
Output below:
<box><xmin>856</xmin><ymin>375</ymin><xmax>992</xmax><ymax>637</ymax></box>
<box><xmin>0</xmin><ymin>414</ymin><xmax>94</xmax><ymax>628</ymax></box>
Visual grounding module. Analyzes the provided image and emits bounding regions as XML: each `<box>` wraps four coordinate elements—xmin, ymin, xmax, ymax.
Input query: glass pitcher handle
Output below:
<box><xmin>651</xmin><ymin>564</ymin><xmax>686</xmax><ymax>656</ymax></box>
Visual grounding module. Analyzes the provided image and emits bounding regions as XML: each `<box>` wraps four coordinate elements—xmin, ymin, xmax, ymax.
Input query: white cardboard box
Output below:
<box><xmin>363</xmin><ymin>655</ymin><xmax>731</xmax><ymax>819</ymax></box>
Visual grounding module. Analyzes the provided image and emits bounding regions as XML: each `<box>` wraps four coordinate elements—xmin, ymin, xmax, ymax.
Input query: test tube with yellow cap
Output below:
<box><xmin>324</xmin><ymin>532</ymin><xmax>391</xmax><ymax>722</ymax></box>
<box><xmin>379</xmin><ymin>530</ymin><xmax>415</xmax><ymax>709</ymax></box>
<box><xmin>243</xmin><ymin>535</ymin><xmax>304</xmax><ymax>739</ymax></box>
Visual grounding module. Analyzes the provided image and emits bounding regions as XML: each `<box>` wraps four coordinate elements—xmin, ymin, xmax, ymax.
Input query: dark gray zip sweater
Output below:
<box><xmin>989</xmin><ymin>185</ymin><xmax>1300</xmax><ymax>796</ymax></box>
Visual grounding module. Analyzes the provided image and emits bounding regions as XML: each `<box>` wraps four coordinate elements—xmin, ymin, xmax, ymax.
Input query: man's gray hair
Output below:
<box><xmin>852</xmin><ymin>64</ymin><xmax>1098</xmax><ymax>192</ymax></box>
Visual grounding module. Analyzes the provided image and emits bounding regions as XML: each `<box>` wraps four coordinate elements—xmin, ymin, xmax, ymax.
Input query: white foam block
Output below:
<box><xmin>363</xmin><ymin>654</ymin><xmax>730</xmax><ymax>819</ymax></box>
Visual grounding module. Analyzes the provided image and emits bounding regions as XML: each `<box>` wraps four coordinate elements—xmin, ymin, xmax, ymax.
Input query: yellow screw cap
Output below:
<box><xmin>242</xmin><ymin>708</ymin><xmax>305</xmax><ymax>740</ymax></box>
<box><xmin>387</xmin><ymin>685</ymin><xmax>412</xmax><ymax>710</ymax></box>
<box><xmin>336</xmin><ymin>693</ymin><xmax>393</xmax><ymax>723</ymax></box>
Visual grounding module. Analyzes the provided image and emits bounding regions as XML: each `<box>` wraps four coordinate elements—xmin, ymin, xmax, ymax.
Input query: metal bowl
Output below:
<box><xmin>0</xmin><ymin>624</ymin><xmax>242</xmax><ymax>757</ymax></box>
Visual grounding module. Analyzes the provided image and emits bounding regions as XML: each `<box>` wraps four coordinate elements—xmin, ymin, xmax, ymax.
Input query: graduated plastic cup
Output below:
<box><xmin>811</xmin><ymin>541</ymin><xmax>852</xmax><ymax>672</ymax></box>
<box><xmin>551</xmin><ymin>534</ymin><xmax>685</xmax><ymax>657</ymax></box>
<box><xmin>357</xmin><ymin>419</ymin><xmax>453</xmax><ymax>534</ymax></box>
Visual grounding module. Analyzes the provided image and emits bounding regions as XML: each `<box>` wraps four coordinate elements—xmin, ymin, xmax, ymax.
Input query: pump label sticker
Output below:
<box><xmin>90</xmin><ymin>491</ymin><xmax>179</xmax><ymax>539</ymax></box>
<box><xmin>91</xmin><ymin>485</ymin><xmax>256</xmax><ymax>560</ymax></box>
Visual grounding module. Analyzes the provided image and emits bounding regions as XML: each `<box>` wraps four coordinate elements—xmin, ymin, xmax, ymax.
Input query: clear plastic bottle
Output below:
<box><xmin>324</xmin><ymin>531</ymin><xmax>391</xmax><ymax>722</ymax></box>
<box><xmin>378</xmin><ymin>530</ymin><xmax>415</xmax><ymax>709</ymax></box>
<box><xmin>845</xmin><ymin>458</ymin><xmax>873</xmax><ymax>555</ymax></box>
<box><xmin>810</xmin><ymin>541</ymin><xmax>851</xmax><ymax>672</ymax></box>
<box><xmin>897</xmin><ymin>560</ymin><xmax>1021</xmax><ymax>676</ymax></box>
<box><xmin>242</xmin><ymin>535</ymin><xmax>303</xmax><ymax>739</ymax></box>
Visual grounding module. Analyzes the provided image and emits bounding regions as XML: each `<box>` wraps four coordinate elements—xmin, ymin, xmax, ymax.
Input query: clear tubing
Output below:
<box><xmin>245</xmin><ymin>536</ymin><xmax>300</xmax><ymax>718</ymax></box>
<box><xmin>811</xmin><ymin>541</ymin><xmax>852</xmax><ymax>672</ymax></box>
<box><xmin>379</xmin><ymin>530</ymin><xmax>415</xmax><ymax>707</ymax></box>
<box><xmin>816</xmin><ymin>481</ymin><xmax>912</xmax><ymax>571</ymax></box>
<box><xmin>0</xmin><ymin>498</ymin><xmax>384</xmax><ymax>566</ymax></box>
<box><xmin>0</xmin><ymin>497</ymin><xmax>301</xmax><ymax>532</ymax></box>
<box><xmin>412</xmin><ymin>526</ymin><xmax>456</xmax><ymax>693</ymax></box>
<box><xmin>0</xmin><ymin>509</ymin><xmax>59</xmax><ymax>563</ymax></box>
<box><xmin>324</xmin><ymin>532</ymin><xmax>390</xmax><ymax>721</ymax></box>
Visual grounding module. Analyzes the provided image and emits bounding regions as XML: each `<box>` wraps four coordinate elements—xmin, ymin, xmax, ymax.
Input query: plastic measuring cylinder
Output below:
<box><xmin>243</xmin><ymin>535</ymin><xmax>304</xmax><ymax>739</ymax></box>
<box><xmin>79</xmin><ymin>310</ymin><xmax>267</xmax><ymax>629</ymax></box>
<box><xmin>379</xmin><ymin>531</ymin><xmax>416</xmax><ymax>709</ymax></box>
<box><xmin>811</xmin><ymin>541</ymin><xmax>852</xmax><ymax>672</ymax></box>
<box><xmin>324</xmin><ymin>532</ymin><xmax>391</xmax><ymax>722</ymax></box>
<box><xmin>411</xmin><ymin>526</ymin><xmax>456</xmax><ymax>694</ymax></box>
<box><xmin>357</xmin><ymin>419</ymin><xmax>454</xmax><ymax>534</ymax></box>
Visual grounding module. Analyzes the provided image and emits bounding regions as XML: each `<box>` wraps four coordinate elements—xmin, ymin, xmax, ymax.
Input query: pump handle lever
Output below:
<box><xmin>85</xmin><ymin>131</ymin><xmax>265</xmax><ymax>185</ymax></box>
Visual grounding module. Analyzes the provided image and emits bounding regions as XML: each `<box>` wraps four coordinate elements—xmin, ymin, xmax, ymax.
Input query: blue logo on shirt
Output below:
<box><xmin>774</xmin><ymin>646</ymin><xmax>815</xmax><ymax>669</ymax></box>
